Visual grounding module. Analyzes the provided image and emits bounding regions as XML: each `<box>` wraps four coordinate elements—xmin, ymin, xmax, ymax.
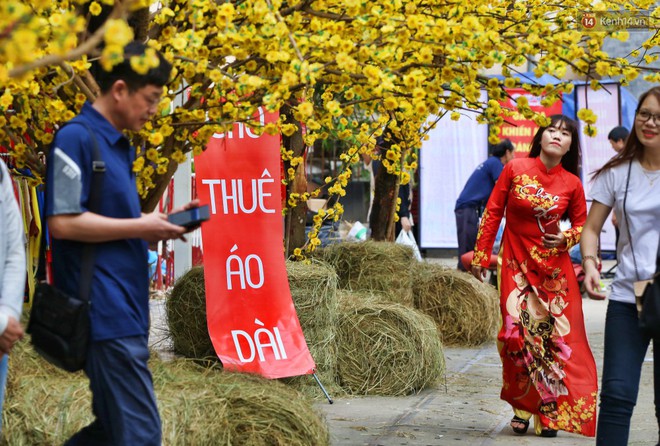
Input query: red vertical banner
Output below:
<box><xmin>498</xmin><ymin>88</ymin><xmax>563</xmax><ymax>157</ymax></box>
<box><xmin>194</xmin><ymin>108</ymin><xmax>316</xmax><ymax>379</ymax></box>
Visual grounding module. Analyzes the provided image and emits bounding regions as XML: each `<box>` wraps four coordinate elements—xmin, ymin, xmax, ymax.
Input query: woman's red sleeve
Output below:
<box><xmin>562</xmin><ymin>178</ymin><xmax>587</xmax><ymax>251</ymax></box>
<box><xmin>472</xmin><ymin>162</ymin><xmax>512</xmax><ymax>268</ymax></box>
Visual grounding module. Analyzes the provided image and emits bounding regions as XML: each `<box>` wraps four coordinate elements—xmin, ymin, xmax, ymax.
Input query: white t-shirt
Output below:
<box><xmin>589</xmin><ymin>159</ymin><xmax>660</xmax><ymax>304</ymax></box>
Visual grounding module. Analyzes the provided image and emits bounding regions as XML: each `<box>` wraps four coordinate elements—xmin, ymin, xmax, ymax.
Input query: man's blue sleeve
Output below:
<box><xmin>46</xmin><ymin>125</ymin><xmax>92</xmax><ymax>217</ymax></box>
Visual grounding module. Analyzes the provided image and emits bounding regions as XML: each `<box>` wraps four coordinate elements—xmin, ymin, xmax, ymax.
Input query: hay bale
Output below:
<box><xmin>155</xmin><ymin>361</ymin><xmax>330</xmax><ymax>446</ymax></box>
<box><xmin>4</xmin><ymin>342</ymin><xmax>330</xmax><ymax>446</ymax></box>
<box><xmin>167</xmin><ymin>266</ymin><xmax>216</xmax><ymax>360</ymax></box>
<box><xmin>335</xmin><ymin>291</ymin><xmax>445</xmax><ymax>396</ymax></box>
<box><xmin>286</xmin><ymin>259</ymin><xmax>338</xmax><ymax>332</ymax></box>
<box><xmin>316</xmin><ymin>241</ymin><xmax>415</xmax><ymax>306</ymax></box>
<box><xmin>4</xmin><ymin>342</ymin><xmax>91</xmax><ymax>443</ymax></box>
<box><xmin>284</xmin><ymin>259</ymin><xmax>342</xmax><ymax>397</ymax></box>
<box><xmin>412</xmin><ymin>263</ymin><xmax>499</xmax><ymax>346</ymax></box>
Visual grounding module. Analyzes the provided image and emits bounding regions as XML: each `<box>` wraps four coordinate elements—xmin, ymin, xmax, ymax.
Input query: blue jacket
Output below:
<box><xmin>455</xmin><ymin>156</ymin><xmax>504</xmax><ymax>211</ymax></box>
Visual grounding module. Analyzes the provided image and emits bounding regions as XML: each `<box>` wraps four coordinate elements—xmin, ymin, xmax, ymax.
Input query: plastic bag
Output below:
<box><xmin>348</xmin><ymin>221</ymin><xmax>368</xmax><ymax>241</ymax></box>
<box><xmin>395</xmin><ymin>230</ymin><xmax>422</xmax><ymax>261</ymax></box>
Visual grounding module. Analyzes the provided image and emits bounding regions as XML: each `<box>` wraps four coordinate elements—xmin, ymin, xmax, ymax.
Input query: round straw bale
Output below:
<box><xmin>4</xmin><ymin>341</ymin><xmax>92</xmax><ymax>443</ymax></box>
<box><xmin>316</xmin><ymin>241</ymin><xmax>415</xmax><ymax>306</ymax></box>
<box><xmin>286</xmin><ymin>259</ymin><xmax>338</xmax><ymax>333</ymax></box>
<box><xmin>412</xmin><ymin>262</ymin><xmax>499</xmax><ymax>346</ymax></box>
<box><xmin>335</xmin><ymin>291</ymin><xmax>445</xmax><ymax>396</ymax></box>
<box><xmin>167</xmin><ymin>266</ymin><xmax>216</xmax><ymax>360</ymax></box>
<box><xmin>4</xmin><ymin>342</ymin><xmax>330</xmax><ymax>446</ymax></box>
<box><xmin>284</xmin><ymin>259</ymin><xmax>342</xmax><ymax>397</ymax></box>
<box><xmin>154</xmin><ymin>361</ymin><xmax>331</xmax><ymax>446</ymax></box>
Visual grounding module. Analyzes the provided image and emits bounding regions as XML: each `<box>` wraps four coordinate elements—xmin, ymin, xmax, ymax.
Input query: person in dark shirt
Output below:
<box><xmin>454</xmin><ymin>139</ymin><xmax>514</xmax><ymax>270</ymax></box>
<box><xmin>46</xmin><ymin>41</ymin><xmax>197</xmax><ymax>445</ymax></box>
<box><xmin>608</xmin><ymin>126</ymin><xmax>629</xmax><ymax>154</ymax></box>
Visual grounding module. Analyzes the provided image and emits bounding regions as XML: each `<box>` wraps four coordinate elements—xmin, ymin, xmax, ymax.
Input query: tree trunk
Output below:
<box><xmin>141</xmin><ymin>136</ymin><xmax>178</xmax><ymax>212</ymax></box>
<box><xmin>281</xmin><ymin>105</ymin><xmax>307</xmax><ymax>257</ymax></box>
<box><xmin>129</xmin><ymin>8</ymin><xmax>150</xmax><ymax>41</ymax></box>
<box><xmin>140</xmin><ymin>162</ymin><xmax>178</xmax><ymax>213</ymax></box>
<box><xmin>369</xmin><ymin>165</ymin><xmax>399</xmax><ymax>241</ymax></box>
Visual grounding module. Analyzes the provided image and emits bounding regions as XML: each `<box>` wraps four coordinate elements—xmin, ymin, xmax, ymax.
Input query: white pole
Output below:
<box><xmin>170</xmin><ymin>82</ymin><xmax>192</xmax><ymax>280</ymax></box>
<box><xmin>172</xmin><ymin>152</ymin><xmax>192</xmax><ymax>280</ymax></box>
<box><xmin>171</xmin><ymin>80</ymin><xmax>192</xmax><ymax>281</ymax></box>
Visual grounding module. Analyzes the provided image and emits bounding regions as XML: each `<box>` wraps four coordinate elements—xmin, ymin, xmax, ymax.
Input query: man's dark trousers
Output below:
<box><xmin>455</xmin><ymin>206</ymin><xmax>480</xmax><ymax>271</ymax></box>
<box><xmin>64</xmin><ymin>335</ymin><xmax>161</xmax><ymax>445</ymax></box>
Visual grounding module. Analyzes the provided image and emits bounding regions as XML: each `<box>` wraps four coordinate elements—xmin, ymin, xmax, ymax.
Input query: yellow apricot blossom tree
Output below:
<box><xmin>1</xmin><ymin>0</ymin><xmax>659</xmax><ymax>252</ymax></box>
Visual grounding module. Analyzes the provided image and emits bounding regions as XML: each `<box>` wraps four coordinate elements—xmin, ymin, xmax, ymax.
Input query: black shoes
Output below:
<box><xmin>539</xmin><ymin>428</ymin><xmax>558</xmax><ymax>438</ymax></box>
<box><xmin>510</xmin><ymin>416</ymin><xmax>530</xmax><ymax>434</ymax></box>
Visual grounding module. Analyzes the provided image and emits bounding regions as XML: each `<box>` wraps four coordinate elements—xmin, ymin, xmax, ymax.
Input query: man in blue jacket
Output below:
<box><xmin>454</xmin><ymin>139</ymin><xmax>514</xmax><ymax>270</ymax></box>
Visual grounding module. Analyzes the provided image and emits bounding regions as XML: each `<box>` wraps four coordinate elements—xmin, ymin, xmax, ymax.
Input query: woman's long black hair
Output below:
<box><xmin>527</xmin><ymin>114</ymin><xmax>582</xmax><ymax>178</ymax></box>
<box><xmin>592</xmin><ymin>86</ymin><xmax>660</xmax><ymax>179</ymax></box>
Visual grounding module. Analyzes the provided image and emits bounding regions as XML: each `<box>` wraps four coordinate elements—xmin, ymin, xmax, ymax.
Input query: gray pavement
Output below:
<box><xmin>148</xmin><ymin>259</ymin><xmax>657</xmax><ymax>446</ymax></box>
<box><xmin>316</xmin><ymin>261</ymin><xmax>658</xmax><ymax>446</ymax></box>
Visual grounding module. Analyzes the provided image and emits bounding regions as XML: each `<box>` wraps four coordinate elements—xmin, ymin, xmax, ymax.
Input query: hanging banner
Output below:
<box><xmin>576</xmin><ymin>83</ymin><xmax>621</xmax><ymax>187</ymax></box>
<box><xmin>420</xmin><ymin>92</ymin><xmax>489</xmax><ymax>248</ymax></box>
<box><xmin>497</xmin><ymin>88</ymin><xmax>563</xmax><ymax>157</ymax></box>
<box><xmin>195</xmin><ymin>108</ymin><xmax>316</xmax><ymax>379</ymax></box>
<box><xmin>575</xmin><ymin>83</ymin><xmax>621</xmax><ymax>251</ymax></box>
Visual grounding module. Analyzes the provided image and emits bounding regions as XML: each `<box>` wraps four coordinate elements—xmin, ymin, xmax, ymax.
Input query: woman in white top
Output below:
<box><xmin>581</xmin><ymin>86</ymin><xmax>660</xmax><ymax>446</ymax></box>
<box><xmin>0</xmin><ymin>158</ymin><xmax>26</xmax><ymax>433</ymax></box>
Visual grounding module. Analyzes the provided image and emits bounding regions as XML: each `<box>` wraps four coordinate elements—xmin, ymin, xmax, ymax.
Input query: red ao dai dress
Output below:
<box><xmin>472</xmin><ymin>157</ymin><xmax>598</xmax><ymax>437</ymax></box>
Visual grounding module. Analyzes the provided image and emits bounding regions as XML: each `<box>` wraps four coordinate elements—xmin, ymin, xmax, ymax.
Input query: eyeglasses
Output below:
<box><xmin>138</xmin><ymin>91</ymin><xmax>162</xmax><ymax>109</ymax></box>
<box><xmin>636</xmin><ymin>110</ymin><xmax>660</xmax><ymax>125</ymax></box>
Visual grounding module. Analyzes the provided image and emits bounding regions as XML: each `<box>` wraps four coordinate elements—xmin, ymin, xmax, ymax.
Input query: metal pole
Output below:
<box><xmin>312</xmin><ymin>373</ymin><xmax>333</xmax><ymax>404</ymax></box>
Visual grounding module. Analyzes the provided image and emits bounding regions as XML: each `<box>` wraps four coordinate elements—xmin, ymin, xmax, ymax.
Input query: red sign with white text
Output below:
<box><xmin>195</xmin><ymin>108</ymin><xmax>316</xmax><ymax>378</ymax></box>
<box><xmin>497</xmin><ymin>88</ymin><xmax>563</xmax><ymax>157</ymax></box>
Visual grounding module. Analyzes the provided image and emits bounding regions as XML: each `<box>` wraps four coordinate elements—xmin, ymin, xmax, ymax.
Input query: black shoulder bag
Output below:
<box><xmin>27</xmin><ymin>122</ymin><xmax>106</xmax><ymax>372</ymax></box>
<box><xmin>622</xmin><ymin>158</ymin><xmax>660</xmax><ymax>339</ymax></box>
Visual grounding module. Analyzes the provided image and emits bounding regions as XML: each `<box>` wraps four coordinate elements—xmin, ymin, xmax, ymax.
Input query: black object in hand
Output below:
<box><xmin>167</xmin><ymin>204</ymin><xmax>210</xmax><ymax>228</ymax></box>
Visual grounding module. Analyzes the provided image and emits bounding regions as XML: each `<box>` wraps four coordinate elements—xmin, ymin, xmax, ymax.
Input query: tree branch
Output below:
<box><xmin>8</xmin><ymin>3</ymin><xmax>126</xmax><ymax>78</ymax></box>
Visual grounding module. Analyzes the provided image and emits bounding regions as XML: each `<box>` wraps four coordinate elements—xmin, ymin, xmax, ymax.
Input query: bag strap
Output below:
<box><xmin>77</xmin><ymin>122</ymin><xmax>105</xmax><ymax>303</ymax></box>
<box><xmin>38</xmin><ymin>121</ymin><xmax>106</xmax><ymax>304</ymax></box>
<box><xmin>622</xmin><ymin>158</ymin><xmax>639</xmax><ymax>281</ymax></box>
<box><xmin>656</xmin><ymin>228</ymin><xmax>660</xmax><ymax>277</ymax></box>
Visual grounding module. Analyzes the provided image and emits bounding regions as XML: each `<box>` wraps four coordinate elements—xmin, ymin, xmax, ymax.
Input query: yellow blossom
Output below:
<box><xmin>89</xmin><ymin>2</ymin><xmax>102</xmax><ymax>16</ymax></box>
<box><xmin>148</xmin><ymin>132</ymin><xmax>164</xmax><ymax>146</ymax></box>
<box><xmin>297</xmin><ymin>102</ymin><xmax>314</xmax><ymax>118</ymax></box>
<box><xmin>104</xmin><ymin>19</ymin><xmax>134</xmax><ymax>48</ymax></box>
<box><xmin>281</xmin><ymin>123</ymin><xmax>297</xmax><ymax>136</ymax></box>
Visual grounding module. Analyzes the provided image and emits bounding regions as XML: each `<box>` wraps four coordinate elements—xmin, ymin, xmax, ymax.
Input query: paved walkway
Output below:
<box><xmin>149</xmin><ymin>259</ymin><xmax>656</xmax><ymax>445</ymax></box>
<box><xmin>317</xmin><ymin>279</ymin><xmax>657</xmax><ymax>445</ymax></box>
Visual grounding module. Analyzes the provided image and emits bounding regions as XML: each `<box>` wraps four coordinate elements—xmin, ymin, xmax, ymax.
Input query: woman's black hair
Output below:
<box><xmin>592</xmin><ymin>86</ymin><xmax>660</xmax><ymax>179</ymax></box>
<box><xmin>528</xmin><ymin>114</ymin><xmax>581</xmax><ymax>178</ymax></box>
